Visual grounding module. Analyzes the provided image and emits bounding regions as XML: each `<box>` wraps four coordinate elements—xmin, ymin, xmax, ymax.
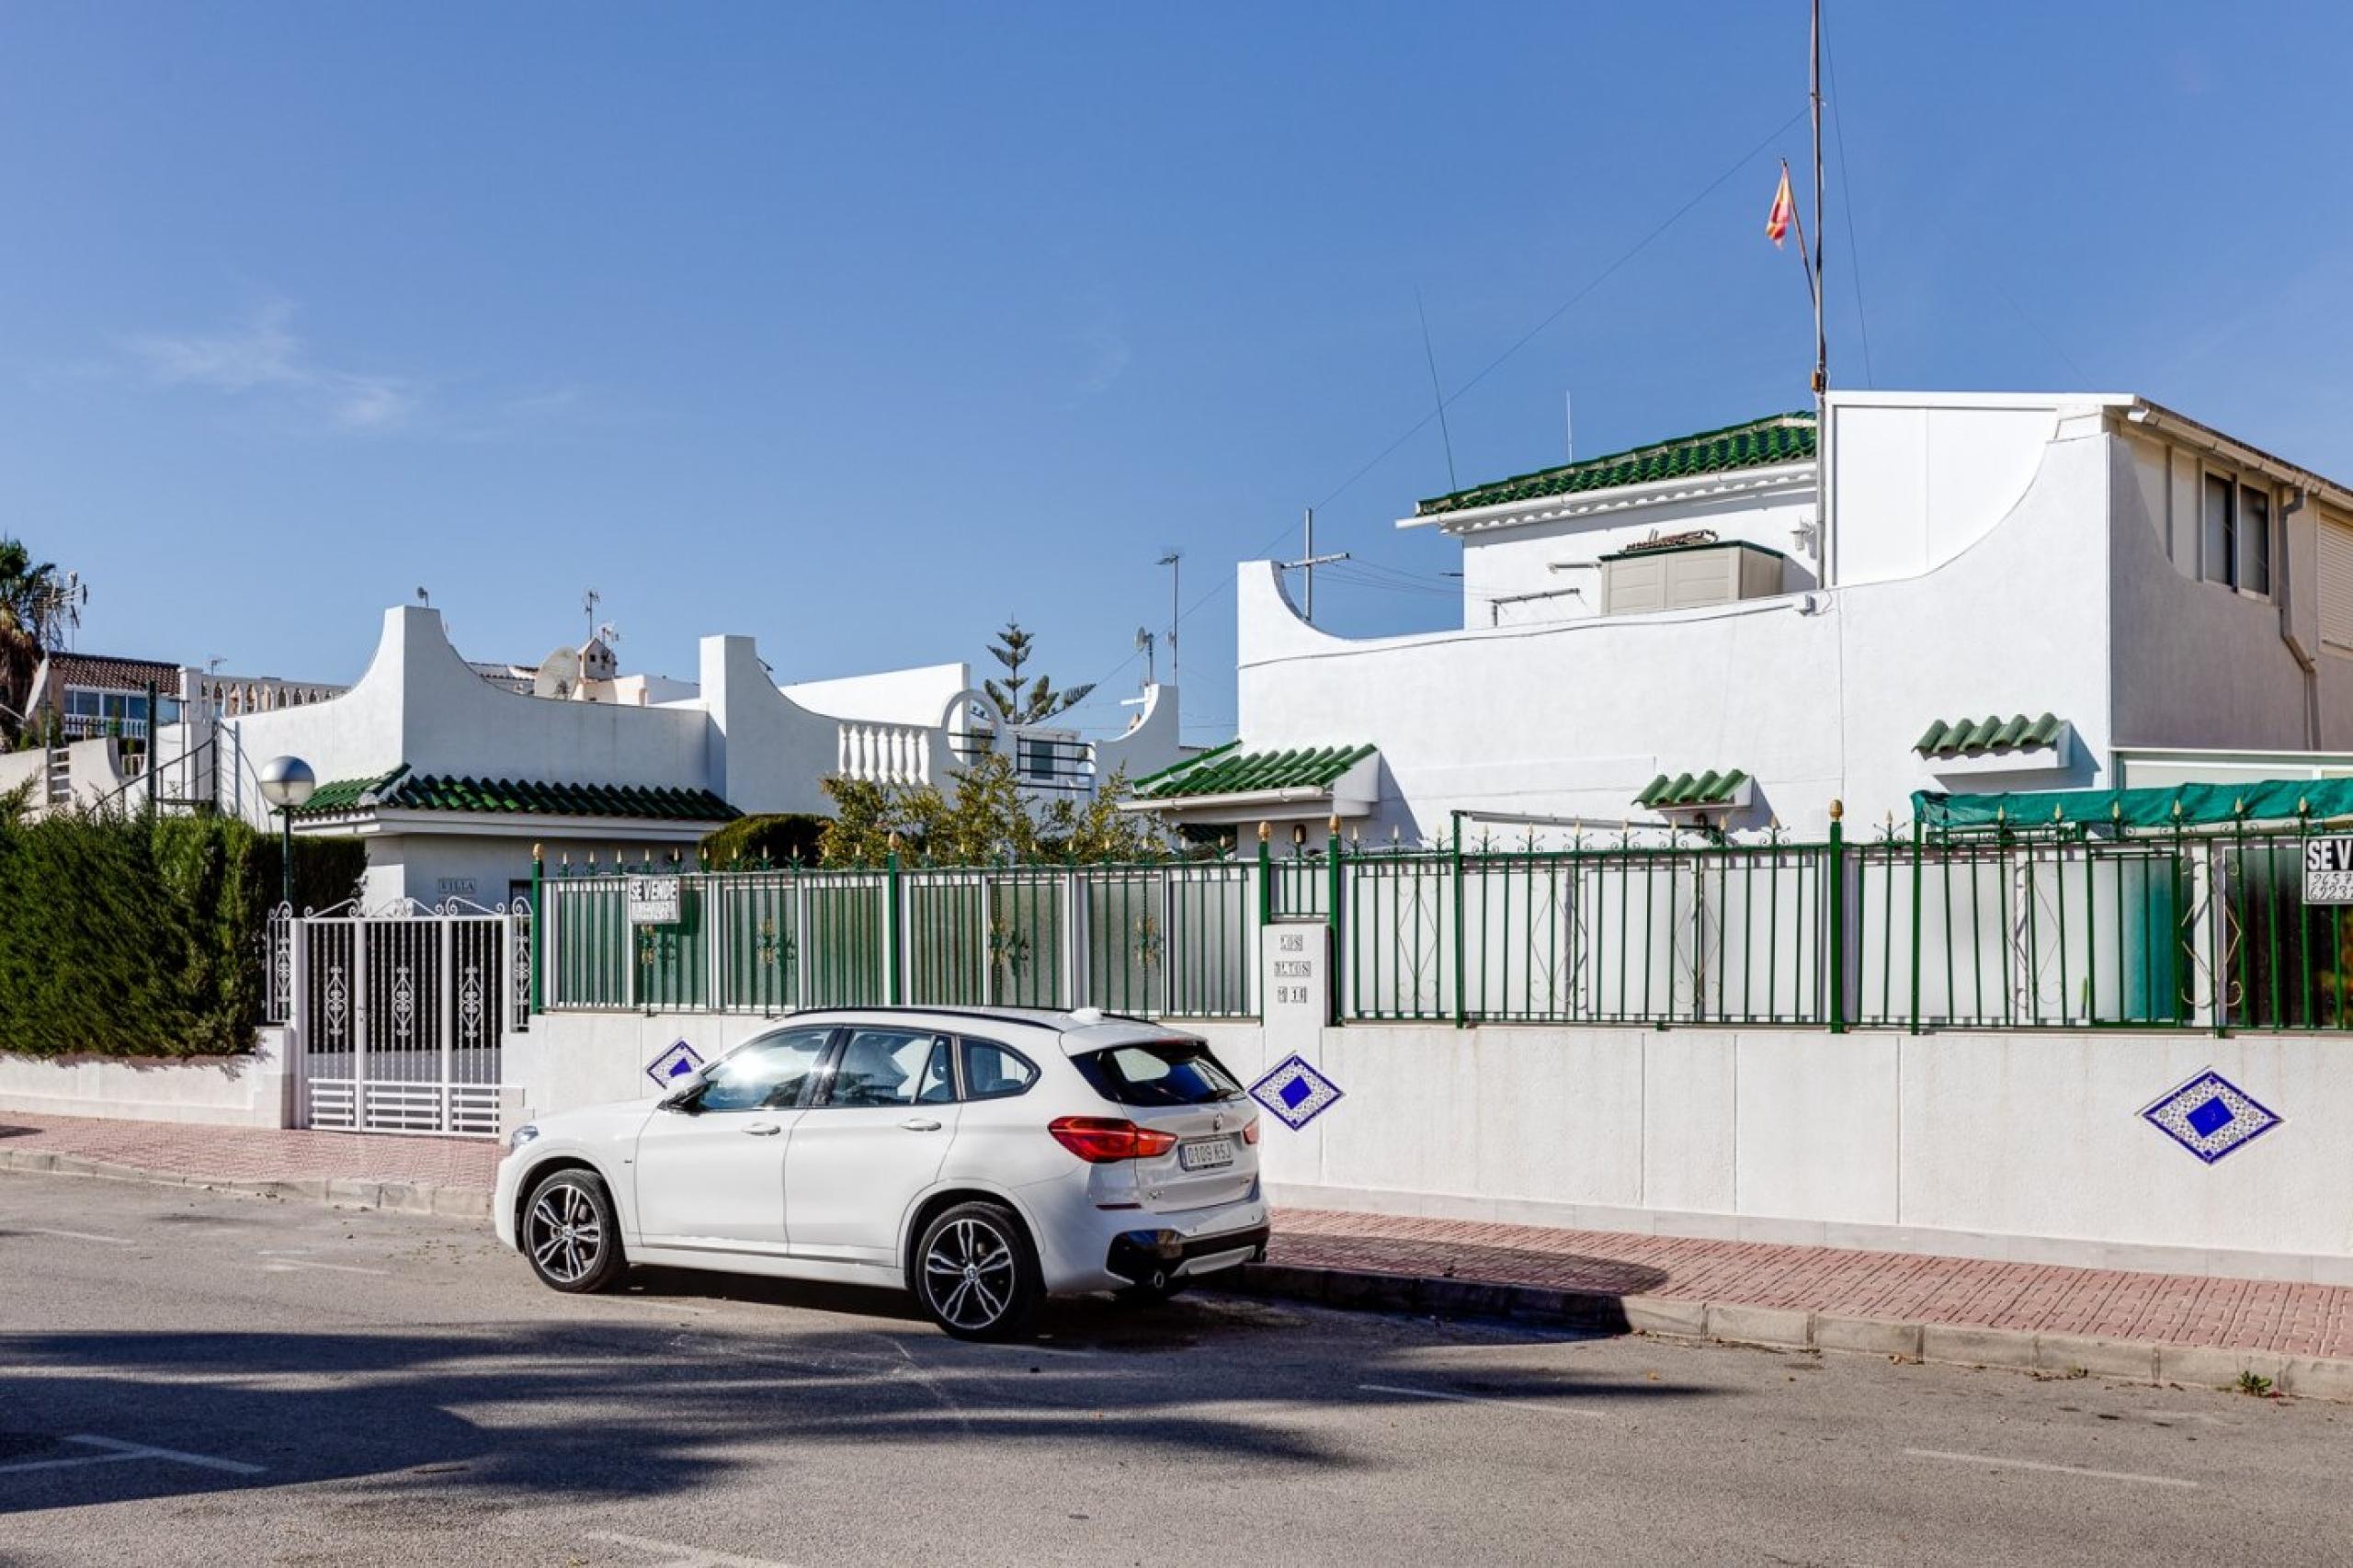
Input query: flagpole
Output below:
<box><xmin>1808</xmin><ymin>0</ymin><xmax>1830</xmax><ymax>588</ymax></box>
<box><xmin>1810</xmin><ymin>0</ymin><xmax>1825</xmax><ymax>399</ymax></box>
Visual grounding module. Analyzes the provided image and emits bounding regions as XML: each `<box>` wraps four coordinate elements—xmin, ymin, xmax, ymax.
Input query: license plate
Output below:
<box><xmin>1178</xmin><ymin>1137</ymin><xmax>1234</xmax><ymax>1172</ymax></box>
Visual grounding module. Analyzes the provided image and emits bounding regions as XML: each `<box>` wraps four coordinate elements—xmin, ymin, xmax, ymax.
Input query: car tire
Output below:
<box><xmin>521</xmin><ymin>1168</ymin><xmax>628</xmax><ymax>1294</ymax></box>
<box><xmin>914</xmin><ymin>1200</ymin><xmax>1040</xmax><ymax>1342</ymax></box>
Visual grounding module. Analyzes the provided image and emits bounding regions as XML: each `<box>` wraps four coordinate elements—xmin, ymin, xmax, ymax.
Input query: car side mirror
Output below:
<box><xmin>658</xmin><ymin>1082</ymin><xmax>704</xmax><ymax>1113</ymax></box>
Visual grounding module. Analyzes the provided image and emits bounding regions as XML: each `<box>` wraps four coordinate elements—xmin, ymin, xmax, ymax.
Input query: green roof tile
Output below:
<box><xmin>1915</xmin><ymin>713</ymin><xmax>2067</xmax><ymax>759</ymax></box>
<box><xmin>1635</xmin><ymin>768</ymin><xmax>1749</xmax><ymax>809</ymax></box>
<box><xmin>1416</xmin><ymin>413</ymin><xmax>1815</xmax><ymax>518</ymax></box>
<box><xmin>1131</xmin><ymin>742</ymin><xmax>1377</xmax><ymax>801</ymax></box>
<box><xmin>295</xmin><ymin>765</ymin><xmax>740</xmax><ymax>822</ymax></box>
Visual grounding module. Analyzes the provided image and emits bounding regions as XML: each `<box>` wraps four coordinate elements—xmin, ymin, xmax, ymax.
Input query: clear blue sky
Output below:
<box><xmin>6</xmin><ymin>2</ymin><xmax>2349</xmax><ymax>744</ymax></box>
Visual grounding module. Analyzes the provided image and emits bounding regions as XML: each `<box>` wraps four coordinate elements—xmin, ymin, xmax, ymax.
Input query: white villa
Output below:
<box><xmin>4</xmin><ymin>608</ymin><xmax>1188</xmax><ymax>909</ymax></box>
<box><xmin>1125</xmin><ymin>390</ymin><xmax>2353</xmax><ymax>840</ymax></box>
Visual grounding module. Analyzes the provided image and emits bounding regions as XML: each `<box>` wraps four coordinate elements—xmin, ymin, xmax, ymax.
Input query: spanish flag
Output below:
<box><xmin>1766</xmin><ymin>164</ymin><xmax>1795</xmax><ymax>248</ymax></box>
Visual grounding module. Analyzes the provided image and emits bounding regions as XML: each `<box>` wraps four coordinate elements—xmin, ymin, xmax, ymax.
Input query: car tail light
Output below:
<box><xmin>1240</xmin><ymin>1118</ymin><xmax>1260</xmax><ymax>1145</ymax></box>
<box><xmin>1049</xmin><ymin>1116</ymin><xmax>1179</xmax><ymax>1163</ymax></box>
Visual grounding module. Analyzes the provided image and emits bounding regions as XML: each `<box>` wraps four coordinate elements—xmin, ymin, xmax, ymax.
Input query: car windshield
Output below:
<box><xmin>1073</xmin><ymin>1039</ymin><xmax>1245</xmax><ymax>1107</ymax></box>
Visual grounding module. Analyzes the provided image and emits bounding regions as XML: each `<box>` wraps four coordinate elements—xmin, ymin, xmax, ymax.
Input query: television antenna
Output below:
<box><xmin>1280</xmin><ymin>508</ymin><xmax>1349</xmax><ymax>623</ymax></box>
<box><xmin>582</xmin><ymin>587</ymin><xmax>601</xmax><ymax>644</ymax></box>
<box><xmin>1155</xmin><ymin>551</ymin><xmax>1182</xmax><ymax>687</ymax></box>
<box><xmin>1135</xmin><ymin>627</ymin><xmax>1155</xmax><ymax>686</ymax></box>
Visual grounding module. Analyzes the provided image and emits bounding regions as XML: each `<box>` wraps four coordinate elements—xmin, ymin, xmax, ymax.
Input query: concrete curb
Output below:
<box><xmin>0</xmin><ymin>1147</ymin><xmax>494</xmax><ymax>1221</ymax></box>
<box><xmin>1219</xmin><ymin>1260</ymin><xmax>2353</xmax><ymax>1403</ymax></box>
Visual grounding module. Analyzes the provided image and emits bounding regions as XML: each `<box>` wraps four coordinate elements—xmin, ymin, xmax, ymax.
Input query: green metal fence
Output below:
<box><xmin>1338</xmin><ymin>838</ymin><xmax>1826</xmax><ymax>1026</ymax></box>
<box><xmin>535</xmin><ymin>811</ymin><xmax>2353</xmax><ymax>1033</ymax></box>
<box><xmin>537</xmin><ymin>858</ymin><xmax>1256</xmax><ymax>1019</ymax></box>
<box><xmin>1853</xmin><ymin>817</ymin><xmax>2353</xmax><ymax>1032</ymax></box>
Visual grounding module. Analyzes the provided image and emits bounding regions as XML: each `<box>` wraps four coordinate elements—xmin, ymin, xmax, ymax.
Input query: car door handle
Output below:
<box><xmin>743</xmin><ymin>1122</ymin><xmax>783</xmax><ymax>1137</ymax></box>
<box><xmin>899</xmin><ymin>1117</ymin><xmax>943</xmax><ymax>1132</ymax></box>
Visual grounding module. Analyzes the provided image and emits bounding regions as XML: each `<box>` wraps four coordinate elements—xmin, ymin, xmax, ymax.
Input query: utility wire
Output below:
<box><xmin>1311</xmin><ymin>104</ymin><xmax>1811</xmax><ymax>515</ymax></box>
<box><xmin>1066</xmin><ymin>104</ymin><xmax>1813</xmax><ymax>730</ymax></box>
<box><xmin>1415</xmin><ymin>287</ymin><xmax>1459</xmax><ymax>492</ymax></box>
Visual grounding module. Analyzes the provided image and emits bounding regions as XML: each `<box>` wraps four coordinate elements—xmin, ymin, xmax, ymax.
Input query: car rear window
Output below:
<box><xmin>1073</xmin><ymin>1039</ymin><xmax>1246</xmax><ymax>1107</ymax></box>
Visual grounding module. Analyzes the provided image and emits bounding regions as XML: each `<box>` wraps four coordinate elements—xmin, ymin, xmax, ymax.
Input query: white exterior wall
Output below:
<box><xmin>0</xmin><ymin>1027</ymin><xmax>297</xmax><ymax>1128</ymax></box>
<box><xmin>201</xmin><ymin>607</ymin><xmax>1185</xmax><ymax>906</ymax></box>
<box><xmin>0</xmin><ymin>746</ymin><xmax>44</xmax><ymax>802</ymax></box>
<box><xmin>1189</xmin><ymin>1018</ymin><xmax>2353</xmax><ymax>1281</ymax></box>
<box><xmin>1240</xmin><ymin>406</ymin><xmax>2122</xmax><ymax>839</ymax></box>
<box><xmin>1453</xmin><ymin>472</ymin><xmax>1818</xmax><ymax>629</ymax></box>
<box><xmin>513</xmin><ymin>1006</ymin><xmax>2353</xmax><ymax>1280</ymax></box>
<box><xmin>2108</xmin><ymin>427</ymin><xmax>2353</xmax><ymax>755</ymax></box>
<box><xmin>780</xmin><ymin>663</ymin><xmax>972</xmax><ymax>726</ymax></box>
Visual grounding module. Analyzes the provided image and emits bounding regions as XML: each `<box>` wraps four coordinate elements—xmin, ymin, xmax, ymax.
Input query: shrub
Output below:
<box><xmin>700</xmin><ymin>812</ymin><xmax>831</xmax><ymax>869</ymax></box>
<box><xmin>0</xmin><ymin>810</ymin><xmax>362</xmax><ymax>1058</ymax></box>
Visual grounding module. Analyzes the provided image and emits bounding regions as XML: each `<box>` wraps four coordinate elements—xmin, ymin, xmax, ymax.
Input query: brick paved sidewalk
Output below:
<box><xmin>1270</xmin><ymin>1209</ymin><xmax>2353</xmax><ymax>1362</ymax></box>
<box><xmin>6</xmin><ymin>1110</ymin><xmax>2351</xmax><ymax>1376</ymax></box>
<box><xmin>0</xmin><ymin>1111</ymin><xmax>503</xmax><ymax>1189</ymax></box>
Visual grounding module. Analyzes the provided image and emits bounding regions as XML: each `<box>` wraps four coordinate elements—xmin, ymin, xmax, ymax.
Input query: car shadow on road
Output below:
<box><xmin>0</xmin><ymin>1297</ymin><xmax>1711</xmax><ymax>1514</ymax></box>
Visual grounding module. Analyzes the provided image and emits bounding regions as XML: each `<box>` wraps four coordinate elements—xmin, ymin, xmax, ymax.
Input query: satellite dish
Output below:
<box><xmin>533</xmin><ymin>645</ymin><xmax>582</xmax><ymax>699</ymax></box>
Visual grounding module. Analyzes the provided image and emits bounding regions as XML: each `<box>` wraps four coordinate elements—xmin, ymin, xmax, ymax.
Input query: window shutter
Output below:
<box><xmin>2321</xmin><ymin>516</ymin><xmax>2353</xmax><ymax>653</ymax></box>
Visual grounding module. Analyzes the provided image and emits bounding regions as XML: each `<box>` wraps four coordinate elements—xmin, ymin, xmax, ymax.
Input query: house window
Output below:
<box><xmin>61</xmin><ymin>688</ymin><xmax>151</xmax><ymax>734</ymax></box>
<box><xmin>2203</xmin><ymin>474</ymin><xmax>2236</xmax><ymax>586</ymax></box>
<box><xmin>2200</xmin><ymin>472</ymin><xmax>2273</xmax><ymax>597</ymax></box>
<box><xmin>2241</xmin><ymin>485</ymin><xmax>2271</xmax><ymax>596</ymax></box>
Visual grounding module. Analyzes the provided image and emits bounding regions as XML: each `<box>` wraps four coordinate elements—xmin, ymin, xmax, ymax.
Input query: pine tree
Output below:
<box><xmin>983</xmin><ymin>619</ymin><xmax>1094</xmax><ymax>724</ymax></box>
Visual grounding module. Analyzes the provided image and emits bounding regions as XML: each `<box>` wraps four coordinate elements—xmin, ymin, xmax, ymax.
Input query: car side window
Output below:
<box><xmin>823</xmin><ymin>1029</ymin><xmax>951</xmax><ymax>1109</ymax></box>
<box><xmin>695</xmin><ymin>1028</ymin><xmax>832</xmax><ymax>1113</ymax></box>
<box><xmin>960</xmin><ymin>1038</ymin><xmax>1039</xmax><ymax>1101</ymax></box>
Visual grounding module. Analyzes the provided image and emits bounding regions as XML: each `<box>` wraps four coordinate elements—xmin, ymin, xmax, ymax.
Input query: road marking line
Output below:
<box><xmin>585</xmin><ymin>1528</ymin><xmax>800</xmax><ymax>1567</ymax></box>
<box><xmin>1358</xmin><ymin>1381</ymin><xmax>1608</xmax><ymax>1420</ymax></box>
<box><xmin>1903</xmin><ymin>1448</ymin><xmax>2197</xmax><ymax>1490</ymax></box>
<box><xmin>254</xmin><ymin>1252</ymin><xmax>389</xmax><ymax>1276</ymax></box>
<box><xmin>19</xmin><ymin>1228</ymin><xmax>133</xmax><ymax>1245</ymax></box>
<box><xmin>0</xmin><ymin>1450</ymin><xmax>144</xmax><ymax>1477</ymax></box>
<box><xmin>0</xmin><ymin>1436</ymin><xmax>264</xmax><ymax>1479</ymax></box>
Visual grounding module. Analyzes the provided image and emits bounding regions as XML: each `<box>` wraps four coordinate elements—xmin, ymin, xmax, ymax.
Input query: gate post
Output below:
<box><xmin>885</xmin><ymin>846</ymin><xmax>904</xmax><ymax>1006</ymax></box>
<box><xmin>1827</xmin><ymin>801</ymin><xmax>1847</xmax><ymax>1034</ymax></box>
<box><xmin>529</xmin><ymin>845</ymin><xmax>545</xmax><ymax>1017</ymax></box>
<box><xmin>288</xmin><ymin>915</ymin><xmax>311</xmax><ymax>1129</ymax></box>
<box><xmin>439</xmin><ymin>916</ymin><xmax>458</xmax><ymax>1134</ymax></box>
<box><xmin>352</xmin><ymin>918</ymin><xmax>370</xmax><ymax>1129</ymax></box>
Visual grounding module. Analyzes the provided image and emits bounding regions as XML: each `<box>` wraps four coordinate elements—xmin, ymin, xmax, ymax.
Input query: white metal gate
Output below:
<box><xmin>272</xmin><ymin>900</ymin><xmax>529</xmax><ymax>1137</ymax></box>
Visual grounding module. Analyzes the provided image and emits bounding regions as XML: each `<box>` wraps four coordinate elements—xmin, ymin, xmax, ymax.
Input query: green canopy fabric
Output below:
<box><xmin>1914</xmin><ymin>777</ymin><xmax>2353</xmax><ymax>832</ymax></box>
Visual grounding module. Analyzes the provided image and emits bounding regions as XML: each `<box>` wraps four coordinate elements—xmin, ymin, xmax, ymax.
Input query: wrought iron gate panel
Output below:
<box><xmin>296</xmin><ymin>905</ymin><xmax>519</xmax><ymax>1137</ymax></box>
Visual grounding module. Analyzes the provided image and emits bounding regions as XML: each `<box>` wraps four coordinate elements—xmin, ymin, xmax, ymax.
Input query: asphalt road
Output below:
<box><xmin>1</xmin><ymin>1172</ymin><xmax>2348</xmax><ymax>1568</ymax></box>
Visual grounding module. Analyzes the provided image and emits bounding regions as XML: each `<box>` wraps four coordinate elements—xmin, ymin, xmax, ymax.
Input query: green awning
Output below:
<box><xmin>1637</xmin><ymin>769</ymin><xmax>1748</xmax><ymax>809</ymax></box>
<box><xmin>1915</xmin><ymin>712</ymin><xmax>2066</xmax><ymax>758</ymax></box>
<box><xmin>1131</xmin><ymin>741</ymin><xmax>1377</xmax><ymax>801</ymax></box>
<box><xmin>297</xmin><ymin>764</ymin><xmax>740</xmax><ymax>823</ymax></box>
<box><xmin>1915</xmin><ymin>777</ymin><xmax>2353</xmax><ymax>832</ymax></box>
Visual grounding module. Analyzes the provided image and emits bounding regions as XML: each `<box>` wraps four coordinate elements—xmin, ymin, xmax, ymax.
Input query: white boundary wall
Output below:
<box><xmin>0</xmin><ymin>1027</ymin><xmax>297</xmax><ymax>1128</ymax></box>
<box><xmin>516</xmin><ymin>997</ymin><xmax>2353</xmax><ymax>1285</ymax></box>
<box><xmin>1187</xmin><ymin>1019</ymin><xmax>2353</xmax><ymax>1285</ymax></box>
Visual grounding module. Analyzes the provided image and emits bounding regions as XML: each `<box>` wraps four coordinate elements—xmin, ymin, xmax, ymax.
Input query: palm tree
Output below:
<box><xmin>0</xmin><ymin>539</ymin><xmax>71</xmax><ymax>744</ymax></box>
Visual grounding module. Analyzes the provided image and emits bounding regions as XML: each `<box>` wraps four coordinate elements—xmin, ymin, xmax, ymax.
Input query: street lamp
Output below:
<box><xmin>258</xmin><ymin>755</ymin><xmax>316</xmax><ymax>910</ymax></box>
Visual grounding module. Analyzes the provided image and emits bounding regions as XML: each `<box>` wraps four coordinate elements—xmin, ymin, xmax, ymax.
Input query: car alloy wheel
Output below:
<box><xmin>916</xmin><ymin>1201</ymin><xmax>1039</xmax><ymax>1341</ymax></box>
<box><xmin>523</xmin><ymin>1170</ymin><xmax>626</xmax><ymax>1293</ymax></box>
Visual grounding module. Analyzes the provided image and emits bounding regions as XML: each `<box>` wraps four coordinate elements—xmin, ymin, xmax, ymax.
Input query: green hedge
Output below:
<box><xmin>701</xmin><ymin>812</ymin><xmax>831</xmax><ymax>869</ymax></box>
<box><xmin>0</xmin><ymin>812</ymin><xmax>364</xmax><ymax>1058</ymax></box>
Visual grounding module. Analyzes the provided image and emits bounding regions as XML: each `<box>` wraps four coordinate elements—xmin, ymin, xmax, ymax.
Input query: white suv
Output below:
<box><xmin>494</xmin><ymin>1006</ymin><xmax>1270</xmax><ymax>1339</ymax></box>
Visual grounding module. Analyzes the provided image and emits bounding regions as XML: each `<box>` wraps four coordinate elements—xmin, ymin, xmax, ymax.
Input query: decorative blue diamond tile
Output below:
<box><xmin>1250</xmin><ymin>1054</ymin><xmax>1344</xmax><ymax>1131</ymax></box>
<box><xmin>2142</xmin><ymin>1069</ymin><xmax>2280</xmax><ymax>1165</ymax></box>
<box><xmin>645</xmin><ymin>1039</ymin><xmax>706</xmax><ymax>1089</ymax></box>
